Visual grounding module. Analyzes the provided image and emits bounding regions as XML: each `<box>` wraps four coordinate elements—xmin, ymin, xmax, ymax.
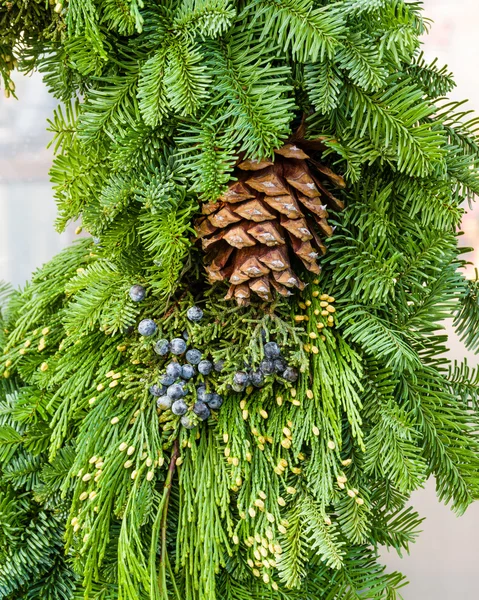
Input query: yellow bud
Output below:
<box><xmin>317</xmin><ymin>322</ymin><xmax>325</xmax><ymax>329</ymax></box>
<box><xmin>347</xmin><ymin>489</ymin><xmax>356</xmax><ymax>498</ymax></box>
<box><xmin>272</xmin><ymin>582</ymin><xmax>279</xmax><ymax>591</ymax></box>
<box><xmin>327</xmin><ymin>305</ymin><xmax>336</xmax><ymax>313</ymax></box>
<box><xmin>5</xmin><ymin>359</ymin><xmax>11</xmax><ymax>367</ymax></box>
<box><xmin>42</xmin><ymin>327</ymin><xmax>50</xmax><ymax>335</ymax></box>
<box><xmin>232</xmin><ymin>534</ymin><xmax>239</xmax><ymax>545</ymax></box>
<box><xmin>176</xmin><ymin>457</ymin><xmax>183</xmax><ymax>466</ymax></box>
<box><xmin>314</xmin><ymin>309</ymin><xmax>320</xmax><ymax>316</ymax></box>
<box><xmin>327</xmin><ymin>440</ymin><xmax>336</xmax><ymax>450</ymax></box>
<box><xmin>240</xmin><ymin>399</ymin><xmax>246</xmax><ymax>410</ymax></box>
<box><xmin>252</xmin><ymin>569</ymin><xmax>260</xmax><ymax>578</ymax></box>
<box><xmin>294</xmin><ymin>315</ymin><xmax>307</xmax><ymax>322</ymax></box>
<box><xmin>259</xmin><ymin>409</ymin><xmax>268</xmax><ymax>419</ymax></box>
<box><xmin>71</xmin><ymin>517</ymin><xmax>78</xmax><ymax>526</ymax></box>
<box><xmin>286</xmin><ymin>486</ymin><xmax>296</xmax><ymax>495</ymax></box>
<box><xmin>278</xmin><ymin>524</ymin><xmax>287</xmax><ymax>534</ymax></box>
<box><xmin>117</xmin><ymin>344</ymin><xmax>126</xmax><ymax>352</ymax></box>
<box><xmin>235</xmin><ymin>476</ymin><xmax>243</xmax><ymax>487</ymax></box>
<box><xmin>306</xmin><ymin>389</ymin><xmax>314</xmax><ymax>399</ymax></box>
<box><xmin>291</xmin><ymin>467</ymin><xmax>301</xmax><ymax>475</ymax></box>
<box><xmin>247</xmin><ymin>558</ymin><xmax>254</xmax><ymax>567</ymax></box>
<box><xmin>73</xmin><ymin>523</ymin><xmax>80</xmax><ymax>532</ymax></box>
<box><xmin>242</xmin><ymin>409</ymin><xmax>249</xmax><ymax>420</ymax></box>
<box><xmin>283</xmin><ymin>427</ymin><xmax>291</xmax><ymax>437</ymax></box>
<box><xmin>223</xmin><ymin>433</ymin><xmax>229</xmax><ymax>443</ymax></box>
<box><xmin>96</xmin><ymin>383</ymin><xmax>104</xmax><ymax>392</ymax></box>
<box><xmin>19</xmin><ymin>349</ymin><xmax>25</xmax><ymax>355</ymax></box>
<box><xmin>305</xmin><ymin>300</ymin><xmax>311</xmax><ymax>307</ymax></box>
<box><xmin>54</xmin><ymin>2</ymin><xmax>63</xmax><ymax>13</ymax></box>
<box><xmin>325</xmin><ymin>516</ymin><xmax>332</xmax><ymax>525</ymax></box>
<box><xmin>119</xmin><ymin>442</ymin><xmax>128</xmax><ymax>452</ymax></box>
<box><xmin>266</xmin><ymin>512</ymin><xmax>275</xmax><ymax>523</ymax></box>
<box><xmin>95</xmin><ymin>461</ymin><xmax>104</xmax><ymax>469</ymax></box>
<box><xmin>75</xmin><ymin>226</ymin><xmax>82</xmax><ymax>235</ymax></box>
<box><xmin>245</xmin><ymin>452</ymin><xmax>252</xmax><ymax>462</ymax></box>
<box><xmin>309</xmin><ymin>332</ymin><xmax>317</xmax><ymax>339</ymax></box>
<box><xmin>111</xmin><ymin>416</ymin><xmax>119</xmax><ymax>424</ymax></box>
<box><xmin>89</xmin><ymin>491</ymin><xmax>97</xmax><ymax>500</ymax></box>
<box><xmin>89</xmin><ymin>456</ymin><xmax>98</xmax><ymax>464</ymax></box>
<box><xmin>232</xmin><ymin>457</ymin><xmax>239</xmax><ymax>467</ymax></box>
<box><xmin>276</xmin><ymin>396</ymin><xmax>283</xmax><ymax>406</ymax></box>
<box><xmin>298</xmin><ymin>302</ymin><xmax>307</xmax><ymax>309</ymax></box>
<box><xmin>341</xmin><ymin>458</ymin><xmax>352</xmax><ymax>466</ymax></box>
<box><xmin>124</xmin><ymin>460</ymin><xmax>133</xmax><ymax>468</ymax></box>
<box><xmin>79</xmin><ymin>492</ymin><xmax>88</xmax><ymax>501</ymax></box>
<box><xmin>109</xmin><ymin>380</ymin><xmax>118</xmax><ymax>388</ymax></box>
<box><xmin>337</xmin><ymin>475</ymin><xmax>347</xmax><ymax>484</ymax></box>
<box><xmin>260</xmin><ymin>546</ymin><xmax>268</xmax><ymax>557</ymax></box>
<box><xmin>83</xmin><ymin>533</ymin><xmax>89</xmax><ymax>543</ymax></box>
<box><xmin>127</xmin><ymin>446</ymin><xmax>135</xmax><ymax>456</ymax></box>
<box><xmin>82</xmin><ymin>473</ymin><xmax>92</xmax><ymax>482</ymax></box>
<box><xmin>254</xmin><ymin>499</ymin><xmax>265</xmax><ymax>510</ymax></box>
<box><xmin>40</xmin><ymin>362</ymin><xmax>48</xmax><ymax>372</ymax></box>
<box><xmin>320</xmin><ymin>301</ymin><xmax>328</xmax><ymax>307</ymax></box>
<box><xmin>277</xmin><ymin>496</ymin><xmax>286</xmax><ymax>506</ymax></box>
<box><xmin>304</xmin><ymin>343</ymin><xmax>311</xmax><ymax>353</ymax></box>
<box><xmin>328</xmin><ymin>296</ymin><xmax>335</xmax><ymax>303</ymax></box>
<box><xmin>356</xmin><ymin>497</ymin><xmax>365</xmax><ymax>506</ymax></box>
<box><xmin>281</xmin><ymin>438</ymin><xmax>291</xmax><ymax>449</ymax></box>
<box><xmin>131</xmin><ymin>470</ymin><xmax>138</xmax><ymax>480</ymax></box>
<box><xmin>249</xmin><ymin>507</ymin><xmax>257</xmax><ymax>518</ymax></box>
<box><xmin>312</xmin><ymin>290</ymin><xmax>319</xmax><ymax>297</ymax></box>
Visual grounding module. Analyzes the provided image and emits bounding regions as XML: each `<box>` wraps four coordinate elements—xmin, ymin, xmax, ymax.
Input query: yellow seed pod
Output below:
<box><xmin>327</xmin><ymin>440</ymin><xmax>336</xmax><ymax>450</ymax></box>
<box><xmin>252</xmin><ymin>569</ymin><xmax>260</xmax><ymax>578</ymax></box>
<box><xmin>89</xmin><ymin>456</ymin><xmax>98</xmax><ymax>464</ymax></box>
<box><xmin>246</xmin><ymin>452</ymin><xmax>252</xmax><ymax>462</ymax></box>
<box><xmin>40</xmin><ymin>362</ymin><xmax>48</xmax><ymax>372</ymax></box>
<box><xmin>224</xmin><ymin>447</ymin><xmax>231</xmax><ymax>457</ymax></box>
<box><xmin>291</xmin><ymin>467</ymin><xmax>301</xmax><ymax>475</ymax></box>
<box><xmin>266</xmin><ymin>512</ymin><xmax>275</xmax><ymax>523</ymax></box>
<box><xmin>273</xmin><ymin>466</ymin><xmax>283</xmax><ymax>475</ymax></box>
<box><xmin>309</xmin><ymin>332</ymin><xmax>318</xmax><ymax>340</ymax></box>
<box><xmin>327</xmin><ymin>315</ymin><xmax>334</xmax><ymax>323</ymax></box>
<box><xmin>276</xmin><ymin>396</ymin><xmax>283</xmax><ymax>406</ymax></box>
<box><xmin>232</xmin><ymin>534</ymin><xmax>239</xmax><ymax>545</ymax></box>
<box><xmin>298</xmin><ymin>302</ymin><xmax>307</xmax><ymax>310</ymax></box>
<box><xmin>337</xmin><ymin>474</ymin><xmax>347</xmax><ymax>484</ymax></box>
<box><xmin>314</xmin><ymin>309</ymin><xmax>320</xmax><ymax>316</ymax></box>
<box><xmin>305</xmin><ymin>300</ymin><xmax>311</xmax><ymax>307</ymax></box>
<box><xmin>119</xmin><ymin>442</ymin><xmax>128</xmax><ymax>452</ymax></box>
<box><xmin>235</xmin><ymin>476</ymin><xmax>243</xmax><ymax>487</ymax></box>
<box><xmin>272</xmin><ymin>581</ymin><xmax>279</xmax><ymax>591</ymax></box>
<box><xmin>320</xmin><ymin>294</ymin><xmax>329</xmax><ymax>300</ymax></box>
<box><xmin>277</xmin><ymin>496</ymin><xmax>286</xmax><ymax>507</ymax></box>
<box><xmin>247</xmin><ymin>558</ymin><xmax>254</xmax><ymax>567</ymax></box>
<box><xmin>223</xmin><ymin>433</ymin><xmax>229</xmax><ymax>443</ymax></box>
<box><xmin>294</xmin><ymin>315</ymin><xmax>307</xmax><ymax>322</ymax></box>
<box><xmin>242</xmin><ymin>409</ymin><xmax>249</xmax><ymax>420</ymax></box>
<box><xmin>249</xmin><ymin>507</ymin><xmax>257</xmax><ymax>518</ymax></box>
<box><xmin>320</xmin><ymin>301</ymin><xmax>328</xmax><ymax>307</ymax></box>
<box><xmin>42</xmin><ymin>327</ymin><xmax>50</xmax><ymax>335</ymax></box>
<box><xmin>239</xmin><ymin>399</ymin><xmax>246</xmax><ymax>409</ymax></box>
<box><xmin>327</xmin><ymin>305</ymin><xmax>336</xmax><ymax>313</ymax></box>
<box><xmin>254</xmin><ymin>499</ymin><xmax>265</xmax><ymax>510</ymax></box>
<box><xmin>95</xmin><ymin>461</ymin><xmax>104</xmax><ymax>469</ymax></box>
<box><xmin>328</xmin><ymin>296</ymin><xmax>335</xmax><ymax>303</ymax></box>
<box><xmin>82</xmin><ymin>473</ymin><xmax>92</xmax><ymax>482</ymax></box>
<box><xmin>89</xmin><ymin>491</ymin><xmax>97</xmax><ymax>500</ymax></box>
<box><xmin>259</xmin><ymin>409</ymin><xmax>268</xmax><ymax>419</ymax></box>
<box><xmin>127</xmin><ymin>446</ymin><xmax>135</xmax><ymax>456</ymax></box>
<box><xmin>259</xmin><ymin>490</ymin><xmax>267</xmax><ymax>500</ymax></box>
<box><xmin>75</xmin><ymin>226</ymin><xmax>82</xmax><ymax>235</ymax></box>
<box><xmin>73</xmin><ymin>523</ymin><xmax>80</xmax><ymax>532</ymax></box>
<box><xmin>176</xmin><ymin>457</ymin><xmax>183</xmax><ymax>466</ymax></box>
<box><xmin>303</xmin><ymin>343</ymin><xmax>311</xmax><ymax>353</ymax></box>
<box><xmin>356</xmin><ymin>497</ymin><xmax>365</xmax><ymax>506</ymax></box>
<box><xmin>286</xmin><ymin>486</ymin><xmax>296</xmax><ymax>495</ymax></box>
<box><xmin>113</xmin><ymin>373</ymin><xmax>122</xmax><ymax>381</ymax></box>
<box><xmin>232</xmin><ymin>457</ymin><xmax>239</xmax><ymax>467</ymax></box>
<box><xmin>311</xmin><ymin>345</ymin><xmax>319</xmax><ymax>354</ymax></box>
<box><xmin>111</xmin><ymin>417</ymin><xmax>119</xmax><ymax>425</ymax></box>
<box><xmin>266</xmin><ymin>529</ymin><xmax>274</xmax><ymax>540</ymax></box>
<box><xmin>5</xmin><ymin>359</ymin><xmax>12</xmax><ymax>367</ymax></box>
<box><xmin>158</xmin><ymin>456</ymin><xmax>165</xmax><ymax>467</ymax></box>
<box><xmin>280</xmin><ymin>458</ymin><xmax>288</xmax><ymax>468</ymax></box>
<box><xmin>109</xmin><ymin>380</ymin><xmax>118</xmax><ymax>388</ymax></box>
<box><xmin>347</xmin><ymin>489</ymin><xmax>356</xmax><ymax>498</ymax></box>
<box><xmin>312</xmin><ymin>290</ymin><xmax>319</xmax><ymax>297</ymax></box>
<box><xmin>79</xmin><ymin>492</ymin><xmax>88</xmax><ymax>501</ymax></box>
<box><xmin>255</xmin><ymin>533</ymin><xmax>262</xmax><ymax>543</ymax></box>
<box><xmin>292</xmin><ymin>399</ymin><xmax>301</xmax><ymax>406</ymax></box>
<box><xmin>306</xmin><ymin>389</ymin><xmax>314</xmax><ymax>399</ymax></box>
<box><xmin>278</xmin><ymin>524</ymin><xmax>287</xmax><ymax>534</ymax></box>
<box><xmin>283</xmin><ymin>427</ymin><xmax>291</xmax><ymax>437</ymax></box>
<box><xmin>290</xmin><ymin>389</ymin><xmax>297</xmax><ymax>398</ymax></box>
<box><xmin>260</xmin><ymin>546</ymin><xmax>268</xmax><ymax>557</ymax></box>
<box><xmin>281</xmin><ymin>438</ymin><xmax>291</xmax><ymax>449</ymax></box>
<box><xmin>83</xmin><ymin>533</ymin><xmax>89</xmax><ymax>543</ymax></box>
<box><xmin>117</xmin><ymin>344</ymin><xmax>127</xmax><ymax>352</ymax></box>
<box><xmin>96</xmin><ymin>383</ymin><xmax>104</xmax><ymax>392</ymax></box>
<box><xmin>341</xmin><ymin>458</ymin><xmax>352</xmax><ymax>466</ymax></box>
<box><xmin>131</xmin><ymin>470</ymin><xmax>138</xmax><ymax>480</ymax></box>
<box><xmin>124</xmin><ymin>460</ymin><xmax>133</xmax><ymax>468</ymax></box>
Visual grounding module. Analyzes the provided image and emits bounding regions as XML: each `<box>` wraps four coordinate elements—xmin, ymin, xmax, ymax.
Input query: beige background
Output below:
<box><xmin>0</xmin><ymin>1</ymin><xmax>478</xmax><ymax>597</ymax></box>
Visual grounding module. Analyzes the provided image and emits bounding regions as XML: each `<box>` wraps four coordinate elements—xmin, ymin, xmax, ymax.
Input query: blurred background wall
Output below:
<box><xmin>0</xmin><ymin>1</ymin><xmax>478</xmax><ymax>598</ymax></box>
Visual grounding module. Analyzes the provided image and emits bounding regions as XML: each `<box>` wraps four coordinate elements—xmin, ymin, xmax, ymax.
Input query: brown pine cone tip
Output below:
<box><xmin>195</xmin><ymin>135</ymin><xmax>346</xmax><ymax>306</ymax></box>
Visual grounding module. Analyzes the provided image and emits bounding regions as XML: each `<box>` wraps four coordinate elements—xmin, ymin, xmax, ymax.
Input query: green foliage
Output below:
<box><xmin>2</xmin><ymin>0</ymin><xmax>479</xmax><ymax>599</ymax></box>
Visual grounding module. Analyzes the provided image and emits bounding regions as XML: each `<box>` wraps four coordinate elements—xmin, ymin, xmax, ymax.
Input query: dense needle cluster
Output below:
<box><xmin>1</xmin><ymin>1</ymin><xmax>479</xmax><ymax>600</ymax></box>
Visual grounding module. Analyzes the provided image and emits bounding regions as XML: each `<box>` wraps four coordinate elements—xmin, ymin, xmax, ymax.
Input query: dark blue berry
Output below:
<box><xmin>260</xmin><ymin>359</ymin><xmax>275</xmax><ymax>375</ymax></box>
<box><xmin>208</xmin><ymin>393</ymin><xmax>223</xmax><ymax>410</ymax></box>
<box><xmin>138</xmin><ymin>319</ymin><xmax>157</xmax><ymax>337</ymax></box>
<box><xmin>157</xmin><ymin>396</ymin><xmax>172</xmax><ymax>410</ymax></box>
<box><xmin>171</xmin><ymin>400</ymin><xmax>188</xmax><ymax>416</ymax></box>
<box><xmin>282</xmin><ymin>366</ymin><xmax>299</xmax><ymax>382</ymax></box>
<box><xmin>181</xmin><ymin>415</ymin><xmax>196</xmax><ymax>429</ymax></box>
<box><xmin>198</xmin><ymin>360</ymin><xmax>213</xmax><ymax>375</ymax></box>
<box><xmin>264</xmin><ymin>342</ymin><xmax>281</xmax><ymax>359</ymax></box>
<box><xmin>197</xmin><ymin>385</ymin><xmax>212</xmax><ymax>403</ymax></box>
<box><xmin>193</xmin><ymin>402</ymin><xmax>210</xmax><ymax>421</ymax></box>
<box><xmin>274</xmin><ymin>358</ymin><xmax>288</xmax><ymax>373</ymax></box>
<box><xmin>182</xmin><ymin>330</ymin><xmax>189</xmax><ymax>341</ymax></box>
<box><xmin>181</xmin><ymin>364</ymin><xmax>196</xmax><ymax>380</ymax></box>
<box><xmin>160</xmin><ymin>374</ymin><xmax>175</xmax><ymax>386</ymax></box>
<box><xmin>129</xmin><ymin>284</ymin><xmax>146</xmax><ymax>302</ymax></box>
<box><xmin>170</xmin><ymin>338</ymin><xmax>187</xmax><ymax>355</ymax></box>
<box><xmin>233</xmin><ymin>371</ymin><xmax>250</xmax><ymax>387</ymax></box>
<box><xmin>149</xmin><ymin>384</ymin><xmax>165</xmax><ymax>397</ymax></box>
<box><xmin>154</xmin><ymin>339</ymin><xmax>170</xmax><ymax>356</ymax></box>
<box><xmin>214</xmin><ymin>360</ymin><xmax>225</xmax><ymax>372</ymax></box>
<box><xmin>167</xmin><ymin>384</ymin><xmax>185</xmax><ymax>400</ymax></box>
<box><xmin>166</xmin><ymin>362</ymin><xmax>182</xmax><ymax>379</ymax></box>
<box><xmin>187</xmin><ymin>306</ymin><xmax>204</xmax><ymax>323</ymax></box>
<box><xmin>186</xmin><ymin>349</ymin><xmax>202</xmax><ymax>365</ymax></box>
<box><xmin>250</xmin><ymin>370</ymin><xmax>264</xmax><ymax>387</ymax></box>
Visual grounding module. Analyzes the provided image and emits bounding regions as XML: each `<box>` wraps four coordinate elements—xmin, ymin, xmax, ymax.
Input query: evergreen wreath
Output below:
<box><xmin>1</xmin><ymin>1</ymin><xmax>479</xmax><ymax>599</ymax></box>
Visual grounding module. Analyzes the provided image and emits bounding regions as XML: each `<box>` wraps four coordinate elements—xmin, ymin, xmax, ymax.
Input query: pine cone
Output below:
<box><xmin>195</xmin><ymin>135</ymin><xmax>345</xmax><ymax>305</ymax></box>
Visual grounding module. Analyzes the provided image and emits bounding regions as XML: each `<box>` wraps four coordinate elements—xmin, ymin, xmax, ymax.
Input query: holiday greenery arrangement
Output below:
<box><xmin>2</xmin><ymin>0</ymin><xmax>479</xmax><ymax>598</ymax></box>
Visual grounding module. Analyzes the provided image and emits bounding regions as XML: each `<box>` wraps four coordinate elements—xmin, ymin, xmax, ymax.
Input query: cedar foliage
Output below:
<box><xmin>1</xmin><ymin>1</ymin><xmax>479</xmax><ymax>599</ymax></box>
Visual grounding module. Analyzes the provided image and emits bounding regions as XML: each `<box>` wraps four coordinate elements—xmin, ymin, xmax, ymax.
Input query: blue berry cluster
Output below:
<box><xmin>232</xmin><ymin>341</ymin><xmax>298</xmax><ymax>392</ymax></box>
<box><xmin>149</xmin><ymin>306</ymin><xmax>223</xmax><ymax>429</ymax></box>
